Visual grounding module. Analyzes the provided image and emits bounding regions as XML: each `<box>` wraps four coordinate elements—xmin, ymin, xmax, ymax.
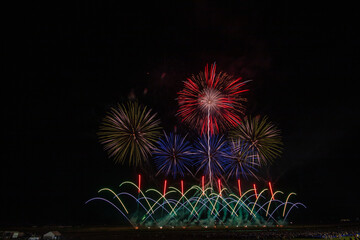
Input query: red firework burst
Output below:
<box><xmin>177</xmin><ymin>63</ymin><xmax>249</xmax><ymax>135</ymax></box>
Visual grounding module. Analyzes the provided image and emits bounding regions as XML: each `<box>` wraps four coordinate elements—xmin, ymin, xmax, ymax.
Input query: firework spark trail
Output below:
<box><xmin>250</xmin><ymin>189</ymin><xmax>267</xmax><ymax>216</ymax></box>
<box><xmin>190</xmin><ymin>187</ymin><xmax>220</xmax><ymax>217</ymax></box>
<box><xmin>117</xmin><ymin>193</ymin><xmax>159</xmax><ymax>223</ymax></box>
<box><xmin>194</xmin><ymin>135</ymin><xmax>229</xmax><ymax>187</ymax></box>
<box><xmin>120</xmin><ymin>181</ymin><xmax>154</xmax><ymax>213</ymax></box>
<box><xmin>251</xmin><ymin>199</ymin><xmax>280</xmax><ymax>223</ymax></box>
<box><xmin>98</xmin><ymin>188</ymin><xmax>129</xmax><ymax>214</ymax></box>
<box><xmin>207</xmin><ymin>108</ymin><xmax>212</xmax><ymax>188</ymax></box>
<box><xmin>269</xmin><ymin>201</ymin><xmax>306</xmax><ymax>222</ymax></box>
<box><xmin>283</xmin><ymin>202</ymin><xmax>306</xmax><ymax>221</ymax></box>
<box><xmin>283</xmin><ymin>192</ymin><xmax>296</xmax><ymax>217</ymax></box>
<box><xmin>168</xmin><ymin>186</ymin><xmax>199</xmax><ymax>216</ymax></box>
<box><xmin>85</xmin><ymin>197</ymin><xmax>136</xmax><ymax>228</ymax></box>
<box><xmin>229</xmin><ymin>189</ymin><xmax>255</xmax><ymax>215</ymax></box>
<box><xmin>266</xmin><ymin>190</ymin><xmax>284</xmax><ymax>217</ymax></box>
<box><xmin>145</xmin><ymin>188</ymin><xmax>177</xmax><ymax>216</ymax></box>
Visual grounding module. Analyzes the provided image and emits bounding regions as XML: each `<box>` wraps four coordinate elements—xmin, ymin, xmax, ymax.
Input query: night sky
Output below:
<box><xmin>3</xmin><ymin>1</ymin><xmax>358</xmax><ymax>226</ymax></box>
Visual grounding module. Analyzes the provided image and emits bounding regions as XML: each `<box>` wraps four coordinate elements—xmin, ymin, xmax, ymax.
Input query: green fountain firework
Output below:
<box><xmin>86</xmin><ymin>177</ymin><xmax>305</xmax><ymax>228</ymax></box>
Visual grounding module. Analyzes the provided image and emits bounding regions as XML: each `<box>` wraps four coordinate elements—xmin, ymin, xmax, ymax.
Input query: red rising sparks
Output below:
<box><xmin>181</xmin><ymin>180</ymin><xmax>184</xmax><ymax>195</ymax></box>
<box><xmin>202</xmin><ymin>176</ymin><xmax>205</xmax><ymax>193</ymax></box>
<box><xmin>253</xmin><ymin>183</ymin><xmax>258</xmax><ymax>199</ymax></box>
<box><xmin>163</xmin><ymin>180</ymin><xmax>167</xmax><ymax>196</ymax></box>
<box><xmin>138</xmin><ymin>174</ymin><xmax>141</xmax><ymax>193</ymax></box>
<box><xmin>177</xmin><ymin>63</ymin><xmax>249</xmax><ymax>135</ymax></box>
<box><xmin>237</xmin><ymin>179</ymin><xmax>242</xmax><ymax>197</ymax></box>
<box><xmin>268</xmin><ymin>181</ymin><xmax>275</xmax><ymax>200</ymax></box>
<box><xmin>218</xmin><ymin>178</ymin><xmax>222</xmax><ymax>196</ymax></box>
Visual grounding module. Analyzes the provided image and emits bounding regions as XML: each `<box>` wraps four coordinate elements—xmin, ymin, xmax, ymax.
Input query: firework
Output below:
<box><xmin>153</xmin><ymin>132</ymin><xmax>194</xmax><ymax>178</ymax></box>
<box><xmin>98</xmin><ymin>101</ymin><xmax>162</xmax><ymax>167</ymax></box>
<box><xmin>177</xmin><ymin>63</ymin><xmax>249</xmax><ymax>135</ymax></box>
<box><xmin>224</xmin><ymin>139</ymin><xmax>259</xmax><ymax>180</ymax></box>
<box><xmin>229</xmin><ymin>115</ymin><xmax>283</xmax><ymax>166</ymax></box>
<box><xmin>89</xmin><ymin>63</ymin><xmax>302</xmax><ymax>229</ymax></box>
<box><xmin>193</xmin><ymin>135</ymin><xmax>230</xmax><ymax>184</ymax></box>
<box><xmin>86</xmin><ymin>179</ymin><xmax>306</xmax><ymax>228</ymax></box>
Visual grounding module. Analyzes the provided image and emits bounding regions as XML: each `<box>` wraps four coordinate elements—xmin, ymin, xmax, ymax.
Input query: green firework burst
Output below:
<box><xmin>98</xmin><ymin>101</ymin><xmax>162</xmax><ymax>167</ymax></box>
<box><xmin>229</xmin><ymin>115</ymin><xmax>283</xmax><ymax>166</ymax></box>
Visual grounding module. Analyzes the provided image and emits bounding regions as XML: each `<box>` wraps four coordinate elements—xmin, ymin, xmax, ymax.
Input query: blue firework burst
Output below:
<box><xmin>224</xmin><ymin>139</ymin><xmax>259</xmax><ymax>180</ymax></box>
<box><xmin>193</xmin><ymin>135</ymin><xmax>230</xmax><ymax>183</ymax></box>
<box><xmin>153</xmin><ymin>132</ymin><xmax>194</xmax><ymax>178</ymax></box>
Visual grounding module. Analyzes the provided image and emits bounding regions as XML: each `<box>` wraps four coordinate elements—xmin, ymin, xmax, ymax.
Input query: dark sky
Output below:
<box><xmin>3</xmin><ymin>1</ymin><xmax>358</xmax><ymax>226</ymax></box>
